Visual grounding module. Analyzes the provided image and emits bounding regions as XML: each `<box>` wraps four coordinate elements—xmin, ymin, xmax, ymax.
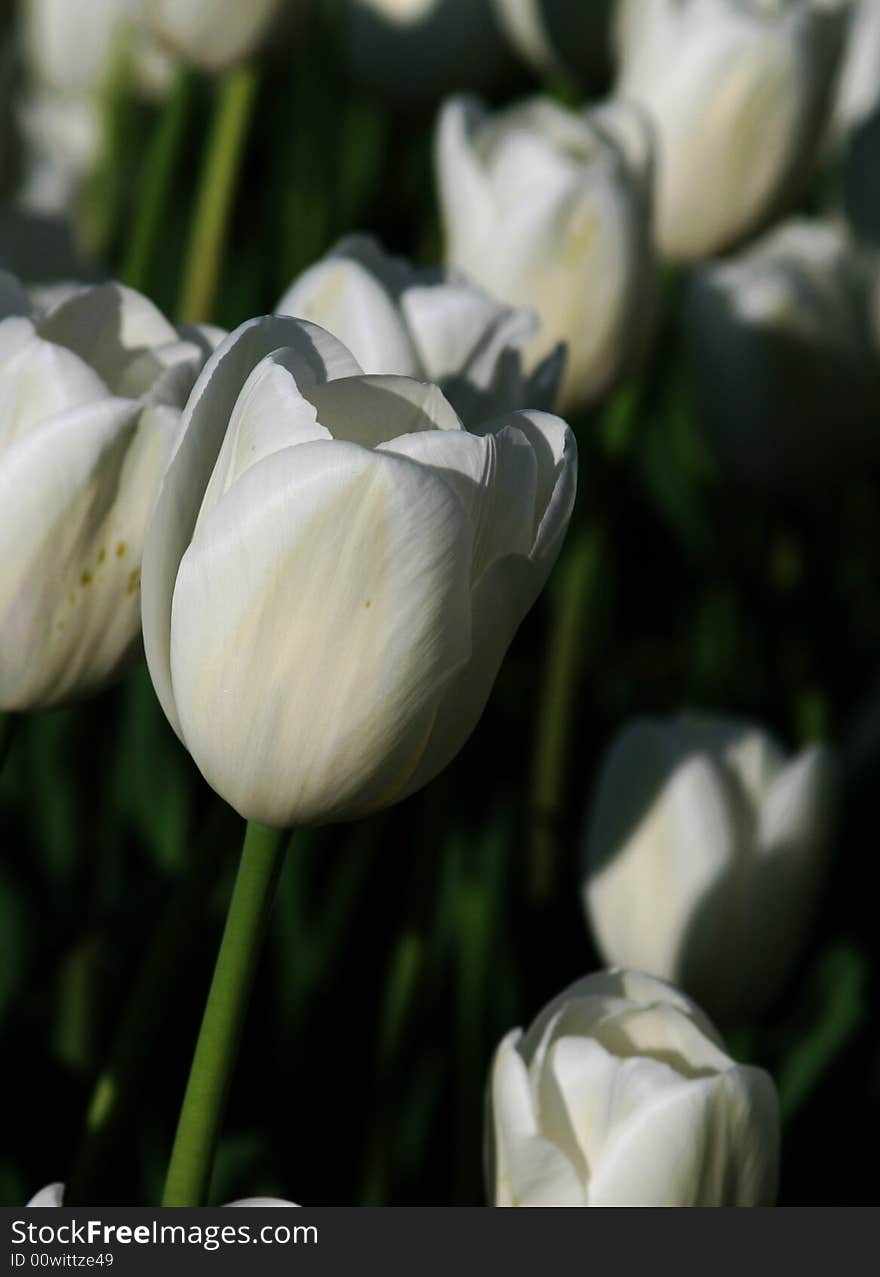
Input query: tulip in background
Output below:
<box><xmin>582</xmin><ymin>714</ymin><xmax>838</xmax><ymax>1024</ymax></box>
<box><xmin>436</xmin><ymin>95</ymin><xmax>655</xmax><ymax>412</ymax></box>
<box><xmin>26</xmin><ymin>1184</ymin><xmax>298</xmax><ymax>1207</ymax></box>
<box><xmin>141</xmin><ymin>315</ymin><xmax>576</xmax><ymax>828</ymax></box>
<box><xmin>833</xmin><ymin>0</ymin><xmax>880</xmax><ymax>137</ymax></box>
<box><xmin>144</xmin><ymin>0</ymin><xmax>285</xmax><ymax>72</ymax></box>
<box><xmin>683</xmin><ymin>218</ymin><xmax>880</xmax><ymax>489</ymax></box>
<box><xmin>0</xmin><ymin>272</ymin><xmax>211</xmax><ymax>711</ymax></box>
<box><xmin>615</xmin><ymin>0</ymin><xmax>847</xmax><ymax>261</ymax></box>
<box><xmin>346</xmin><ymin>0</ymin><xmax>513</xmax><ymax>103</ymax></box>
<box><xmin>17</xmin><ymin>0</ymin><xmax>174</xmax><ymax>218</ymax></box>
<box><xmin>277</xmin><ymin>234</ymin><xmax>564</xmax><ymax>419</ymax></box>
<box><xmin>487</xmin><ymin>968</ymin><xmax>780</xmax><ymax>1207</ymax></box>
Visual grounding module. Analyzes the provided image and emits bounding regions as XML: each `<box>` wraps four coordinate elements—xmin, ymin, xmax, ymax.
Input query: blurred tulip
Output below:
<box><xmin>141</xmin><ymin>315</ymin><xmax>576</xmax><ymax>828</ymax></box>
<box><xmin>436</xmin><ymin>95</ymin><xmax>655</xmax><ymax>412</ymax></box>
<box><xmin>683</xmin><ymin>218</ymin><xmax>880</xmax><ymax>489</ymax></box>
<box><xmin>615</xmin><ymin>0</ymin><xmax>847</xmax><ymax>261</ymax></box>
<box><xmin>144</xmin><ymin>0</ymin><xmax>285</xmax><ymax>72</ymax></box>
<box><xmin>27</xmin><ymin>1184</ymin><xmax>298</xmax><ymax>1205</ymax></box>
<box><xmin>834</xmin><ymin>0</ymin><xmax>880</xmax><ymax>136</ymax></box>
<box><xmin>0</xmin><ymin>274</ymin><xmax>210</xmax><ymax>711</ymax></box>
<box><xmin>491</xmin><ymin>0</ymin><xmax>615</xmax><ymax>85</ymax></box>
<box><xmin>487</xmin><ymin>968</ymin><xmax>779</xmax><ymax>1206</ymax></box>
<box><xmin>346</xmin><ymin>0</ymin><xmax>513</xmax><ymax>103</ymax></box>
<box><xmin>582</xmin><ymin>714</ymin><xmax>838</xmax><ymax>1023</ymax></box>
<box><xmin>277</xmin><ymin>234</ymin><xmax>564</xmax><ymax>417</ymax></box>
<box><xmin>18</xmin><ymin>0</ymin><xmax>174</xmax><ymax>218</ymax></box>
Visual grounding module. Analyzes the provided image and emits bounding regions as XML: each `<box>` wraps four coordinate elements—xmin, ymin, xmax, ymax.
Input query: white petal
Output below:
<box><xmin>224</xmin><ymin>1197</ymin><xmax>299</xmax><ymax>1207</ymax></box>
<box><xmin>0</xmin><ymin>399</ymin><xmax>173</xmax><ymax>710</ymax></box>
<box><xmin>278</xmin><ymin>254</ymin><xmax>420</xmax><ymax>378</ymax></box>
<box><xmin>146</xmin><ymin>0</ymin><xmax>282</xmax><ymax>71</ymax></box>
<box><xmin>169</xmin><ymin>441</ymin><xmax>472</xmax><ymax>826</ymax></box>
<box><xmin>0</xmin><ymin>327</ymin><xmax>109</xmax><ymax>449</ymax></box>
<box><xmin>27</xmin><ymin>1183</ymin><xmax>64</xmax><ymax>1207</ymax></box>
<box><xmin>306</xmin><ymin>374</ymin><xmax>463</xmax><ymax>447</ymax></box>
<box><xmin>435</xmin><ymin>97</ymin><xmax>496</xmax><ymax>264</ymax></box>
<box><xmin>141</xmin><ymin>315</ymin><xmax>362</xmax><ymax>738</ymax></box>
<box><xmin>488</xmin><ymin>1031</ymin><xmax>585</xmax><ymax>1207</ymax></box>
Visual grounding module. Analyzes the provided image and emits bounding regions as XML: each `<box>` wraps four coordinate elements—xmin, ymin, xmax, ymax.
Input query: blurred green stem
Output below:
<box><xmin>122</xmin><ymin>67</ymin><xmax>193</xmax><ymax>293</ymax></box>
<box><xmin>527</xmin><ymin>524</ymin><xmax>603</xmax><ymax>905</ymax></box>
<box><xmin>162</xmin><ymin>821</ymin><xmax>286</xmax><ymax>1206</ymax></box>
<box><xmin>0</xmin><ymin>713</ymin><xmax>17</xmax><ymax>773</ymax></box>
<box><xmin>65</xmin><ymin>817</ymin><xmax>220</xmax><ymax>1205</ymax></box>
<box><xmin>177</xmin><ymin>64</ymin><xmax>259</xmax><ymax>324</ymax></box>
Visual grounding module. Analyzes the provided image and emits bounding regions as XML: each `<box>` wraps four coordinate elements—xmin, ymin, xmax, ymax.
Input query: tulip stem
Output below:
<box><xmin>527</xmin><ymin>524</ymin><xmax>603</xmax><ymax>906</ymax></box>
<box><xmin>177</xmin><ymin>64</ymin><xmax>259</xmax><ymax>325</ymax></box>
<box><xmin>162</xmin><ymin>821</ymin><xmax>286</xmax><ymax>1207</ymax></box>
<box><xmin>122</xmin><ymin>66</ymin><xmax>194</xmax><ymax>294</ymax></box>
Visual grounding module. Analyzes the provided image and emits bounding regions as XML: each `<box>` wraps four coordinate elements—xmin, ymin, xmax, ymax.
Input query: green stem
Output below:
<box><xmin>121</xmin><ymin>67</ymin><xmax>194</xmax><ymax>294</ymax></box>
<box><xmin>0</xmin><ymin>712</ymin><xmax>17</xmax><ymax>774</ymax></box>
<box><xmin>527</xmin><ymin>524</ymin><xmax>603</xmax><ymax>905</ymax></box>
<box><xmin>65</xmin><ymin>814</ymin><xmax>222</xmax><ymax>1205</ymax></box>
<box><xmin>177</xmin><ymin>64</ymin><xmax>259</xmax><ymax>325</ymax></box>
<box><xmin>162</xmin><ymin>821</ymin><xmax>286</xmax><ymax>1207</ymax></box>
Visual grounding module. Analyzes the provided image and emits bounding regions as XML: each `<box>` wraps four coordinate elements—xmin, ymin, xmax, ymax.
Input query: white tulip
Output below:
<box><xmin>436</xmin><ymin>95</ymin><xmax>655</xmax><ymax>412</ymax></box>
<box><xmin>582</xmin><ymin>714</ymin><xmax>838</xmax><ymax>1023</ymax></box>
<box><xmin>834</xmin><ymin>0</ymin><xmax>880</xmax><ymax>136</ymax></box>
<box><xmin>347</xmin><ymin>1</ymin><xmax>512</xmax><ymax>101</ymax></box>
<box><xmin>615</xmin><ymin>0</ymin><xmax>848</xmax><ymax>261</ymax></box>
<box><xmin>277</xmin><ymin>235</ymin><xmax>564</xmax><ymax>418</ymax></box>
<box><xmin>487</xmin><ymin>968</ymin><xmax>780</xmax><ymax>1207</ymax></box>
<box><xmin>27</xmin><ymin>1184</ymin><xmax>298</xmax><ymax>1206</ymax></box>
<box><xmin>490</xmin><ymin>0</ymin><xmax>615</xmax><ymax>83</ymax></box>
<box><xmin>144</xmin><ymin>0</ymin><xmax>285</xmax><ymax>71</ymax></box>
<box><xmin>141</xmin><ymin>315</ymin><xmax>576</xmax><ymax>828</ymax></box>
<box><xmin>683</xmin><ymin>219</ymin><xmax>880</xmax><ymax>489</ymax></box>
<box><xmin>18</xmin><ymin>1</ymin><xmax>174</xmax><ymax>218</ymax></box>
<box><xmin>0</xmin><ymin>273</ymin><xmax>211</xmax><ymax>711</ymax></box>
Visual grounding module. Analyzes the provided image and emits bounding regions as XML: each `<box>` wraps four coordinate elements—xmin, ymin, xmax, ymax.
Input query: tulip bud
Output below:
<box><xmin>615</xmin><ymin>0</ymin><xmax>847</xmax><ymax>261</ymax></box>
<box><xmin>144</xmin><ymin>0</ymin><xmax>285</xmax><ymax>71</ymax></box>
<box><xmin>487</xmin><ymin>968</ymin><xmax>779</xmax><ymax>1206</ymax></box>
<box><xmin>683</xmin><ymin>219</ymin><xmax>880</xmax><ymax>490</ymax></box>
<box><xmin>27</xmin><ymin>1184</ymin><xmax>298</xmax><ymax>1206</ymax></box>
<box><xmin>346</xmin><ymin>1</ymin><xmax>513</xmax><ymax>103</ymax></box>
<box><xmin>141</xmin><ymin>315</ymin><xmax>576</xmax><ymax>828</ymax></box>
<box><xmin>0</xmin><ymin>273</ymin><xmax>210</xmax><ymax>710</ymax></box>
<box><xmin>582</xmin><ymin>714</ymin><xmax>838</xmax><ymax>1024</ymax></box>
<box><xmin>277</xmin><ymin>235</ymin><xmax>564</xmax><ymax>418</ymax></box>
<box><xmin>436</xmin><ymin>95</ymin><xmax>655</xmax><ymax>412</ymax></box>
<box><xmin>490</xmin><ymin>0</ymin><xmax>615</xmax><ymax>85</ymax></box>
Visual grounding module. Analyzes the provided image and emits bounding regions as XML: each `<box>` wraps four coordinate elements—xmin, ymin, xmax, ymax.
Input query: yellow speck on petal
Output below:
<box><xmin>97</xmin><ymin>547</ymin><xmax>107</xmax><ymax>565</ymax></box>
<box><xmin>81</xmin><ymin>570</ymin><xmax>93</xmax><ymax>587</ymax></box>
<box><xmin>115</xmin><ymin>541</ymin><xmax>127</xmax><ymax>558</ymax></box>
<box><xmin>126</xmin><ymin>569</ymin><xmax>141</xmax><ymax>596</ymax></box>
<box><xmin>364</xmin><ymin>599</ymin><xmax>372</xmax><ymax>608</ymax></box>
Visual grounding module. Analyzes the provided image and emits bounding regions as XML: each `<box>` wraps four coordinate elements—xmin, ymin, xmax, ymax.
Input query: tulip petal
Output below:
<box><xmin>435</xmin><ymin>97</ymin><xmax>497</xmax><ymax>263</ymax></box>
<box><xmin>0</xmin><ymin>398</ymin><xmax>173</xmax><ymax>710</ymax></box>
<box><xmin>278</xmin><ymin>254</ymin><xmax>421</xmax><ymax>378</ymax></box>
<box><xmin>489</xmin><ymin>1031</ymin><xmax>585</xmax><ymax>1207</ymax></box>
<box><xmin>306</xmin><ymin>374</ymin><xmax>463</xmax><ymax>446</ymax></box>
<box><xmin>0</xmin><ymin>327</ymin><xmax>109</xmax><ymax>449</ymax></box>
<box><xmin>142</xmin><ymin>316</ymin><xmax>361</xmax><ymax>737</ymax></box>
<box><xmin>169</xmin><ymin>440</ymin><xmax>472</xmax><ymax>826</ymax></box>
<box><xmin>225</xmin><ymin>1198</ymin><xmax>299</xmax><ymax>1207</ymax></box>
<box><xmin>27</xmin><ymin>1183</ymin><xmax>65</xmax><ymax>1207</ymax></box>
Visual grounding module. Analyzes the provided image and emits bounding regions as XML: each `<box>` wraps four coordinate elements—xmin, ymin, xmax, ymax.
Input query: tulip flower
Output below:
<box><xmin>490</xmin><ymin>0</ymin><xmax>615</xmax><ymax>85</ymax></box>
<box><xmin>277</xmin><ymin>235</ymin><xmax>564</xmax><ymax>418</ymax></box>
<box><xmin>141</xmin><ymin>315</ymin><xmax>576</xmax><ymax>828</ymax></box>
<box><xmin>346</xmin><ymin>1</ymin><xmax>513</xmax><ymax>102</ymax></box>
<box><xmin>27</xmin><ymin>1184</ymin><xmax>298</xmax><ymax>1206</ymax></box>
<box><xmin>615</xmin><ymin>0</ymin><xmax>847</xmax><ymax>261</ymax></box>
<box><xmin>683</xmin><ymin>219</ymin><xmax>880</xmax><ymax>489</ymax></box>
<box><xmin>144</xmin><ymin>0</ymin><xmax>284</xmax><ymax>72</ymax></box>
<box><xmin>0</xmin><ymin>273</ymin><xmax>210</xmax><ymax>711</ymax></box>
<box><xmin>582</xmin><ymin>715</ymin><xmax>838</xmax><ymax>1024</ymax></box>
<box><xmin>436</xmin><ymin>95</ymin><xmax>655</xmax><ymax>412</ymax></box>
<box><xmin>487</xmin><ymin>968</ymin><xmax>780</xmax><ymax>1207</ymax></box>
